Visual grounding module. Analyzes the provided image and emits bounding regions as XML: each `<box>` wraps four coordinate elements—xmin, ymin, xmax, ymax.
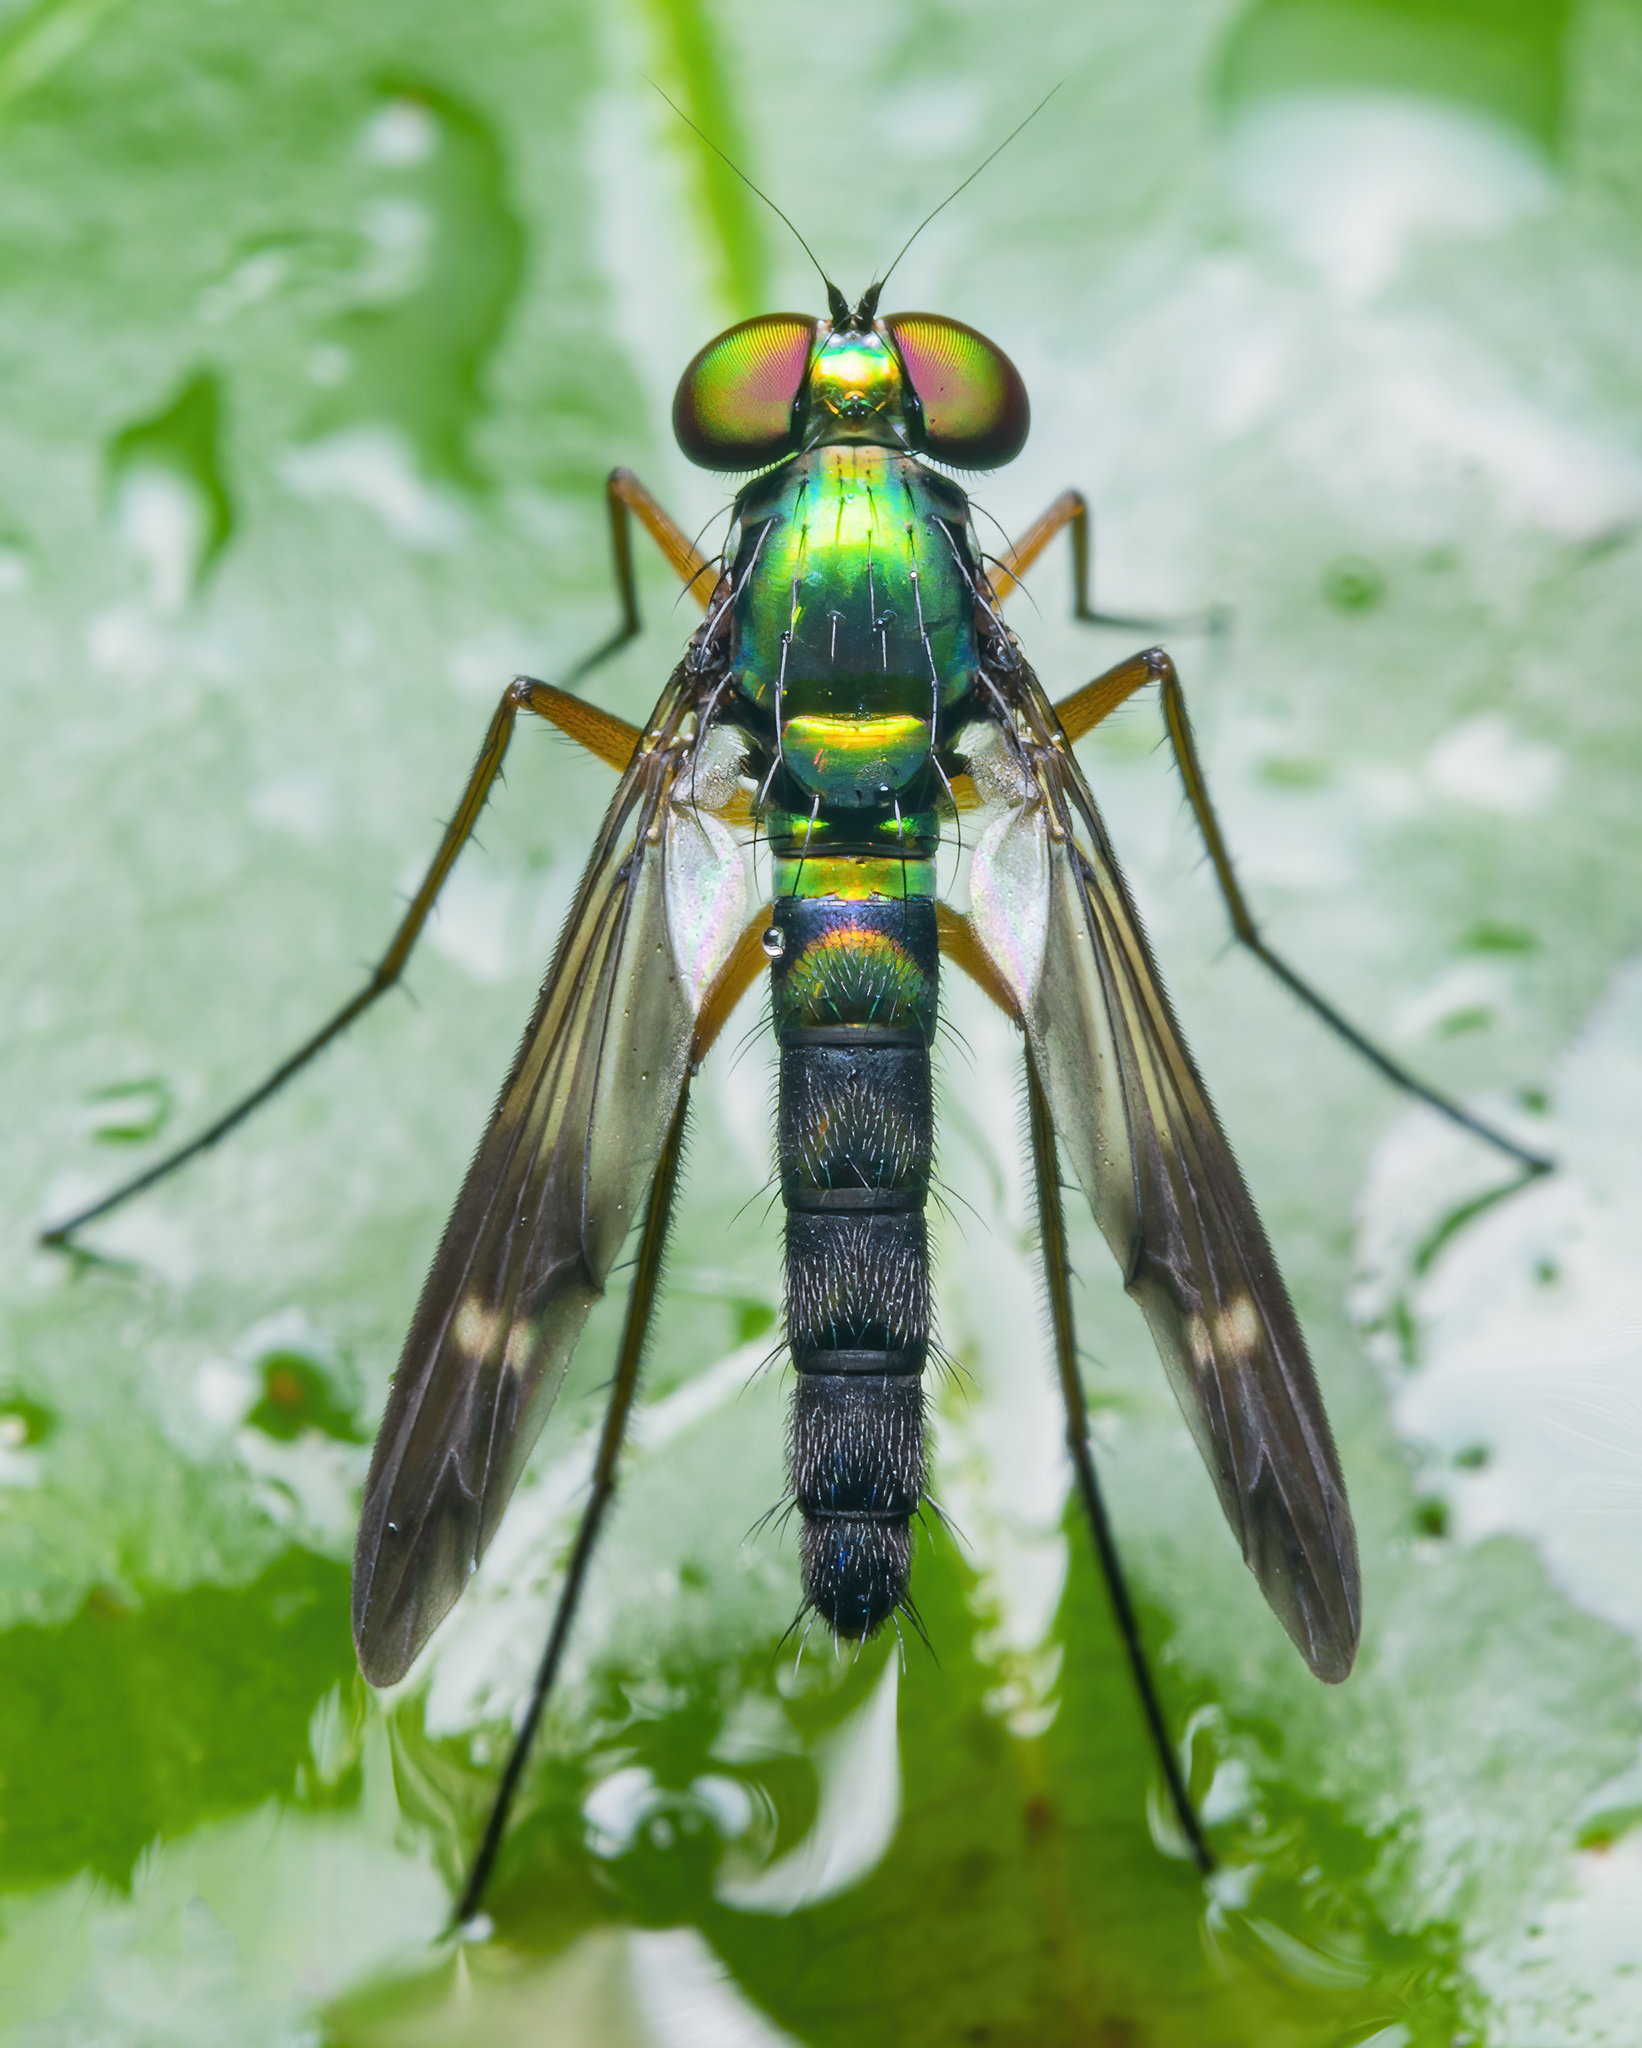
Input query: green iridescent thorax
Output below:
<box><xmin>729</xmin><ymin>444</ymin><xmax>977</xmax><ymax>816</ymax></box>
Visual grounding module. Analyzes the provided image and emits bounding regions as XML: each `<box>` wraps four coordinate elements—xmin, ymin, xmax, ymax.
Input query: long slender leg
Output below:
<box><xmin>45</xmin><ymin>466</ymin><xmax>709</xmax><ymax>1245</ymax></box>
<box><xmin>453</xmin><ymin>909</ymin><xmax>766</xmax><ymax>1915</ymax></box>
<box><xmin>688</xmin><ymin>905</ymin><xmax>775</xmax><ymax>1069</ymax></box>
<box><xmin>935</xmin><ymin>913</ymin><xmax>1210</xmax><ymax>1867</ymax></box>
<box><xmin>934</xmin><ymin>902</ymin><xmax>1016</xmax><ymax>1019</ymax></box>
<box><xmin>1052</xmin><ymin>648</ymin><xmax>1553</xmax><ymax>1177</ymax></box>
<box><xmin>453</xmin><ymin>1085</ymin><xmax>691</xmax><ymax>1926</ymax></box>
<box><xmin>1050</xmin><ymin>646</ymin><xmax>1158</xmax><ymax>744</ymax></box>
<box><xmin>1024</xmin><ymin>1049</ymin><xmax>1213</xmax><ymax>1875</ymax></box>
<box><xmin>42</xmin><ymin>679</ymin><xmax>639</xmax><ymax>1245</ymax></box>
<box><xmin>989</xmin><ymin>489</ymin><xmax>1222</xmax><ymax>635</ymax></box>
<box><xmin>561</xmin><ymin>467</ymin><xmax>717</xmax><ymax>686</ymax></box>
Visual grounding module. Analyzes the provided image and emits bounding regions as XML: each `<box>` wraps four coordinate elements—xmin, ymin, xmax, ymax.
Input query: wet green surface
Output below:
<box><xmin>5</xmin><ymin>0</ymin><xmax>1642</xmax><ymax>2040</ymax></box>
<box><xmin>0</xmin><ymin>1549</ymin><xmax>354</xmax><ymax>1891</ymax></box>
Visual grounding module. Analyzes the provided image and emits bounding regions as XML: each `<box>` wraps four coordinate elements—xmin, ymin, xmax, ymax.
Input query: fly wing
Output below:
<box><xmin>968</xmin><ymin>694</ymin><xmax>1360</xmax><ymax>1682</ymax></box>
<box><xmin>352</xmin><ymin>670</ymin><xmax>749</xmax><ymax>1684</ymax></box>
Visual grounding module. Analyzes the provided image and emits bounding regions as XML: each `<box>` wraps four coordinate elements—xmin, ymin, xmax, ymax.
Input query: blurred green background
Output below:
<box><xmin>4</xmin><ymin>0</ymin><xmax>1642</xmax><ymax>2041</ymax></box>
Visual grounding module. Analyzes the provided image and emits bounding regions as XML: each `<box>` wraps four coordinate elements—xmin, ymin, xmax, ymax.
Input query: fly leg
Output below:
<box><xmin>563</xmin><ymin>467</ymin><xmax>718</xmax><ymax>685</ymax></box>
<box><xmin>43</xmin><ymin>467</ymin><xmax>715</xmax><ymax>1246</ymax></box>
<box><xmin>689</xmin><ymin>905</ymin><xmax>776</xmax><ymax>1069</ymax></box>
<box><xmin>454</xmin><ymin>1086</ymin><xmax>691</xmax><ymax>1926</ymax></box>
<box><xmin>935</xmin><ymin>907</ymin><xmax>1213</xmax><ymax>1872</ymax></box>
<box><xmin>1024</xmin><ymin>1047</ymin><xmax>1214</xmax><ymax>1873</ymax></box>
<box><xmin>42</xmin><ymin>678</ymin><xmax>644</xmax><ymax>1246</ymax></box>
<box><xmin>1052</xmin><ymin>647</ymin><xmax>1553</xmax><ymax>1178</ymax></box>
<box><xmin>990</xmin><ymin>490</ymin><xmax>1224</xmax><ymax>636</ymax></box>
<box><xmin>454</xmin><ymin>893</ymin><xmax>768</xmax><ymax>1920</ymax></box>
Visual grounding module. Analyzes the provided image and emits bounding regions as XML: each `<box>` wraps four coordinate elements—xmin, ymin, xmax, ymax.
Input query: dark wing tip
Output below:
<box><xmin>353</xmin><ymin>1553</ymin><xmax>465</xmax><ymax>1688</ymax></box>
<box><xmin>352</xmin><ymin>1461</ymin><xmax>477</xmax><ymax>1687</ymax></box>
<box><xmin>1245</xmin><ymin>1471</ymin><xmax>1362</xmax><ymax>1685</ymax></box>
<box><xmin>1309</xmin><ymin>1639</ymin><xmax>1357</xmax><ymax>1686</ymax></box>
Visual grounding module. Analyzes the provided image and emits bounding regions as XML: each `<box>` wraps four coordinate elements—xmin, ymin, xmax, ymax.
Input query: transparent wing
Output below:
<box><xmin>352</xmin><ymin>670</ymin><xmax>749</xmax><ymax>1684</ymax></box>
<box><xmin>968</xmin><ymin>685</ymin><xmax>1360</xmax><ymax>1681</ymax></box>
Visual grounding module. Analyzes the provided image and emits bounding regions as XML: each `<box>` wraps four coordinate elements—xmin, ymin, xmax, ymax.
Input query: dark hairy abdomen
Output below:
<box><xmin>771</xmin><ymin>900</ymin><xmax>937</xmax><ymax>1637</ymax></box>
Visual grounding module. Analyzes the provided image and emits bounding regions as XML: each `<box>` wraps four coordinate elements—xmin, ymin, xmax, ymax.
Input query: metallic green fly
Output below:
<box><xmin>47</xmin><ymin>236</ymin><xmax>1549</xmax><ymax>1924</ymax></box>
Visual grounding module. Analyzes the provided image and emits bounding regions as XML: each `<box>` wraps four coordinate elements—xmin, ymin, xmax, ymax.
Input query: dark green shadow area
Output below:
<box><xmin>0</xmin><ymin>1394</ymin><xmax>55</xmax><ymax>1447</ymax></box>
<box><xmin>82</xmin><ymin>1076</ymin><xmax>176</xmax><ymax>1148</ymax></box>
<box><xmin>641</xmin><ymin>0</ymin><xmax>768</xmax><ymax>320</ymax></box>
<box><xmin>329</xmin><ymin>1516</ymin><xmax>1475</xmax><ymax>2045</ymax></box>
<box><xmin>1218</xmin><ymin>0</ymin><xmax>1571</xmax><ymax>156</ymax></box>
<box><xmin>306</xmin><ymin>78</ymin><xmax>525</xmax><ymax>487</ymax></box>
<box><xmin>0</xmin><ymin>1547</ymin><xmax>354</xmax><ymax>1892</ymax></box>
<box><xmin>107</xmin><ymin>368</ymin><xmax>235</xmax><ymax>593</ymax></box>
<box><xmin>247</xmin><ymin>1348</ymin><xmax>366</xmax><ymax>1444</ymax></box>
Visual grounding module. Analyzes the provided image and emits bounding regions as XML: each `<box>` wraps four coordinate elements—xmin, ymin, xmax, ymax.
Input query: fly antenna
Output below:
<box><xmin>645</xmin><ymin>78</ymin><xmax>838</xmax><ymax>306</ymax></box>
<box><xmin>872</xmin><ymin>84</ymin><xmax>1064</xmax><ymax>304</ymax></box>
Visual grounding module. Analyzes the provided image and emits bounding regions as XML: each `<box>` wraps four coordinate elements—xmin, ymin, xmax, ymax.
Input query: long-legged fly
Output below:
<box><xmin>46</xmin><ymin>134</ymin><xmax>1549</xmax><ymax>1922</ymax></box>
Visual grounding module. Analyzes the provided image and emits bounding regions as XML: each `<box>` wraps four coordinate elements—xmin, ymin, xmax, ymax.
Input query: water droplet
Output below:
<box><xmin>762</xmin><ymin>927</ymin><xmax>786</xmax><ymax>959</ymax></box>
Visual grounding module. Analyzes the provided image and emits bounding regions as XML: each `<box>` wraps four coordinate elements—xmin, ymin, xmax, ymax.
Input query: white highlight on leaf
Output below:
<box><xmin>86</xmin><ymin>605</ymin><xmax>166</xmax><ymax>681</ymax></box>
<box><xmin>877</xmin><ymin>80</ymin><xmax>986</xmax><ymax>162</ymax></box>
<box><xmin>632</xmin><ymin>1345</ymin><xmax>766</xmax><ymax>1452</ymax></box>
<box><xmin>112</xmin><ymin>467</ymin><xmax>211</xmax><ymax>614</ymax></box>
<box><xmin>0</xmin><ymin>1439</ymin><xmax>40</xmax><ymax>1489</ymax></box>
<box><xmin>582</xmin><ymin>1764</ymin><xmax>656</xmax><ymax>1857</ymax></box>
<box><xmin>356</xmin><ymin>195</ymin><xmax>433</xmax><ymax>300</ymax></box>
<box><xmin>717</xmin><ymin>1654</ymin><xmax>900</xmax><ymax>1913</ymax></box>
<box><xmin>359</xmin><ymin>98</ymin><xmax>439</xmax><ymax>169</ymax></box>
<box><xmin>1390</xmin><ymin>961</ymin><xmax>1511</xmax><ymax>1045</ymax></box>
<box><xmin>415</xmin><ymin>857</ymin><xmax>518</xmax><ymax>984</ymax></box>
<box><xmin>305</xmin><ymin>344</ymin><xmax>351</xmax><ymax>388</ymax></box>
<box><xmin>445</xmin><ymin>626</ymin><xmax>547</xmax><ymax>701</ymax></box>
<box><xmin>1425</xmin><ymin>714</ymin><xmax>1563</xmax><ymax>815</ymax></box>
<box><xmin>583</xmin><ymin>1768</ymin><xmax>755</xmax><ymax>1864</ymax></box>
<box><xmin>1355</xmin><ymin>954</ymin><xmax>1642</xmax><ymax>1649</ymax></box>
<box><xmin>628</xmin><ymin>1926</ymin><xmax>806</xmax><ymax>2047</ymax></box>
<box><xmin>1227</xmin><ymin>90</ymin><xmax>1554</xmax><ymax>303</ymax></box>
<box><xmin>198</xmin><ymin>248</ymin><xmax>290</xmax><ymax>324</ymax></box>
<box><xmin>280</xmin><ymin>426</ymin><xmax>467</xmax><ymax>551</ymax></box>
<box><xmin>195</xmin><ymin>1360</ymin><xmax>255</xmax><ymax>1429</ymax></box>
<box><xmin>249</xmin><ymin>770</ymin><xmax>332</xmax><ymax>842</ymax></box>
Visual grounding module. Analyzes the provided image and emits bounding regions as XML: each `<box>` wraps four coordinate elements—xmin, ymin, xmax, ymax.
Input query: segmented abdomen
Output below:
<box><xmin>772</xmin><ymin>898</ymin><xmax>936</xmax><ymax>1638</ymax></box>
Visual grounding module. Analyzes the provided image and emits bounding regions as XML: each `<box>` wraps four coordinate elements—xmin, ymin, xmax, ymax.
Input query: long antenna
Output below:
<box><xmin>874</xmin><ymin>84</ymin><xmax>1064</xmax><ymax>301</ymax></box>
<box><xmin>645</xmin><ymin>78</ymin><xmax>836</xmax><ymax>301</ymax></box>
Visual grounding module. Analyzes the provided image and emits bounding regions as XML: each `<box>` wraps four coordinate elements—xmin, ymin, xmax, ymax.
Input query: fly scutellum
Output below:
<box><xmin>46</xmin><ymin>166</ymin><xmax>1552</xmax><ymax>1927</ymax></box>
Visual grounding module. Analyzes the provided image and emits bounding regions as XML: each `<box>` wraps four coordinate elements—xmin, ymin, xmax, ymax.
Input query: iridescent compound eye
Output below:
<box><xmin>879</xmin><ymin>313</ymin><xmax>1029</xmax><ymax>469</ymax></box>
<box><xmin>672</xmin><ymin>313</ymin><xmax>821</xmax><ymax>471</ymax></box>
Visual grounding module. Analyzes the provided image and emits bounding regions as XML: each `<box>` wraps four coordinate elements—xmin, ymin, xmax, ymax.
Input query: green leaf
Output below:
<box><xmin>5</xmin><ymin>0</ymin><xmax>1642</xmax><ymax>2040</ymax></box>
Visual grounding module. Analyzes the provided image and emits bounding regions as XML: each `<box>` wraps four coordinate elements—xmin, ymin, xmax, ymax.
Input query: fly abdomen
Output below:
<box><xmin>772</xmin><ymin>899</ymin><xmax>937</xmax><ymax>1639</ymax></box>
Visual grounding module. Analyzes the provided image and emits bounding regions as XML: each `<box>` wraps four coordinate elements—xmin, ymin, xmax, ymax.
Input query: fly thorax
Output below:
<box><xmin>728</xmin><ymin>447</ymin><xmax>980</xmax><ymax>744</ymax></box>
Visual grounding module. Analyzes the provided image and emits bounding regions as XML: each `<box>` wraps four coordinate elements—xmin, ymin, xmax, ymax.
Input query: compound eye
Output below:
<box><xmin>880</xmin><ymin>313</ymin><xmax>1029</xmax><ymax>469</ymax></box>
<box><xmin>673</xmin><ymin>314</ymin><xmax>820</xmax><ymax>471</ymax></box>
